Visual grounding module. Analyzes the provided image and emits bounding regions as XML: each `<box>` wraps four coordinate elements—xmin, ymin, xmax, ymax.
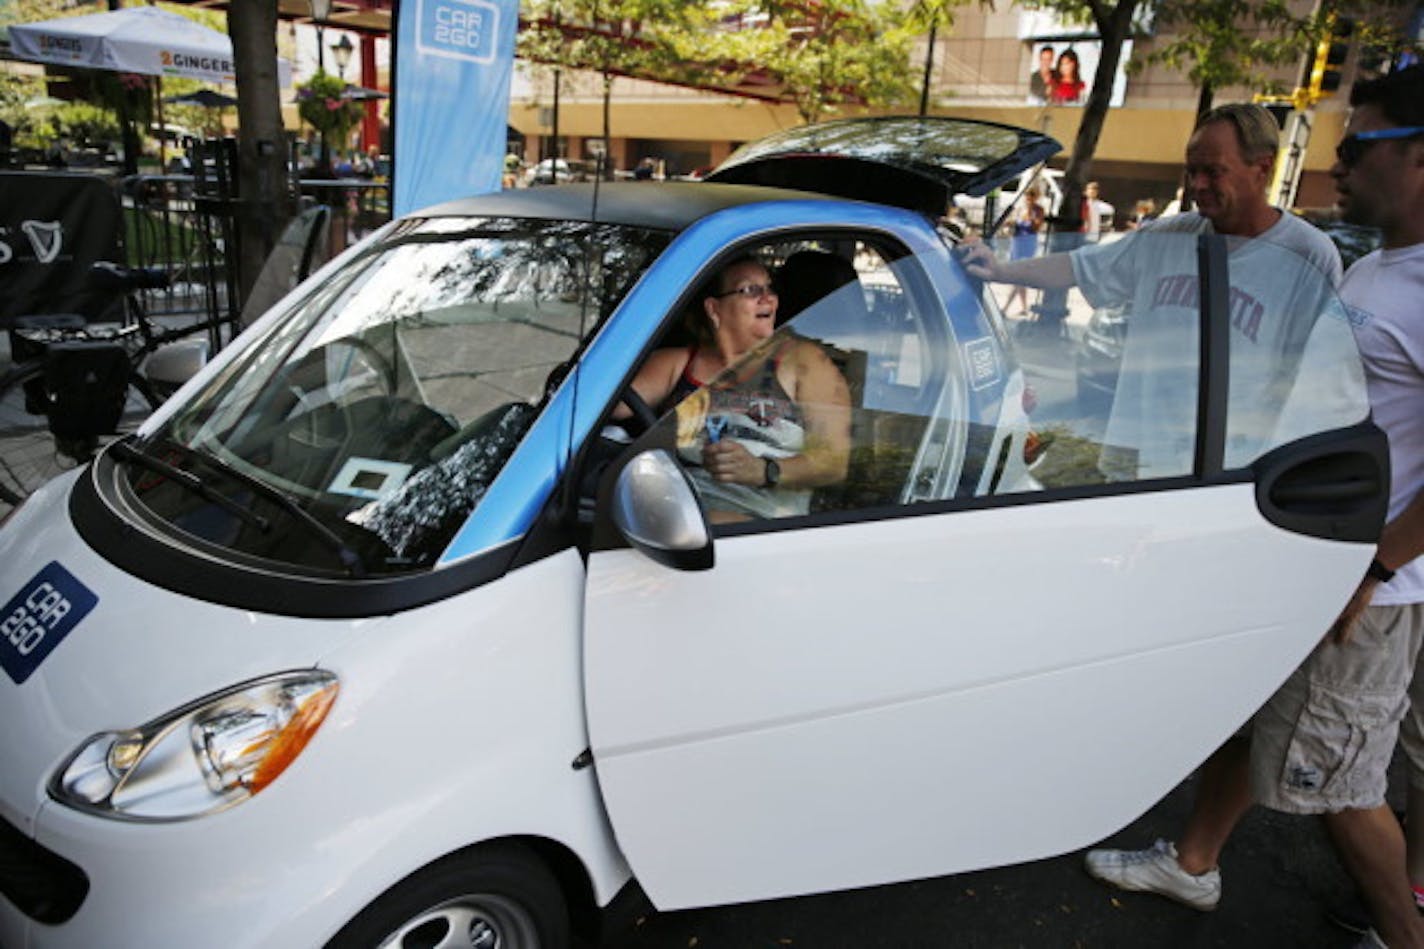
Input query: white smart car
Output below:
<box><xmin>0</xmin><ymin>117</ymin><xmax>1386</xmax><ymax>947</ymax></box>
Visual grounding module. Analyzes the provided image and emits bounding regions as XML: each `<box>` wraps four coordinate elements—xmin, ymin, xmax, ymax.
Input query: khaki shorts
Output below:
<box><xmin>1251</xmin><ymin>603</ymin><xmax>1424</xmax><ymax>814</ymax></box>
<box><xmin>1398</xmin><ymin>604</ymin><xmax>1424</xmax><ymax>791</ymax></box>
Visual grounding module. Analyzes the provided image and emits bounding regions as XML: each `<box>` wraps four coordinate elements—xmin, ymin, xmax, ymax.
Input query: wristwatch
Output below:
<box><xmin>762</xmin><ymin>458</ymin><xmax>781</xmax><ymax>488</ymax></box>
<box><xmin>1367</xmin><ymin>558</ymin><xmax>1396</xmax><ymax>583</ymax></box>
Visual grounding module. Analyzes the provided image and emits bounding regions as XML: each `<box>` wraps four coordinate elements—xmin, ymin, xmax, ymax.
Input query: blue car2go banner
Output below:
<box><xmin>393</xmin><ymin>0</ymin><xmax>518</xmax><ymax>217</ymax></box>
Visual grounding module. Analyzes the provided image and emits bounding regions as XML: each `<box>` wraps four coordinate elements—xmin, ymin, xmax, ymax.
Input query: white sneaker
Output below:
<box><xmin>1083</xmin><ymin>838</ymin><xmax>1222</xmax><ymax>910</ymax></box>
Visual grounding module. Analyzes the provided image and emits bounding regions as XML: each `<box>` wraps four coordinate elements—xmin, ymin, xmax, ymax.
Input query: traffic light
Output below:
<box><xmin>1308</xmin><ymin>15</ymin><xmax>1354</xmax><ymax>99</ymax></box>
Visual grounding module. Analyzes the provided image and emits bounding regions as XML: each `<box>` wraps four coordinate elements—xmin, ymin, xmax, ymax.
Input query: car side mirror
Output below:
<box><xmin>610</xmin><ymin>449</ymin><xmax>714</xmax><ymax>571</ymax></box>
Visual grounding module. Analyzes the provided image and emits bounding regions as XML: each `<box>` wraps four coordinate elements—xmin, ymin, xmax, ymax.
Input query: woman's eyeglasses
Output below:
<box><xmin>716</xmin><ymin>283</ymin><xmax>778</xmax><ymax>300</ymax></box>
<box><xmin>1335</xmin><ymin>126</ymin><xmax>1424</xmax><ymax>167</ymax></box>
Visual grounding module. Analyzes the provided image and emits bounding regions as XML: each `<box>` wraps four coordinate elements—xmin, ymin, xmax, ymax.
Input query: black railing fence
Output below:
<box><xmin>113</xmin><ymin>138</ymin><xmax>393</xmax><ymax>343</ymax></box>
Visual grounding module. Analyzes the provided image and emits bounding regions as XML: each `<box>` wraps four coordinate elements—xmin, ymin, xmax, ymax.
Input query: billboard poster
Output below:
<box><xmin>393</xmin><ymin>0</ymin><xmax>518</xmax><ymax>216</ymax></box>
<box><xmin>1024</xmin><ymin>39</ymin><xmax>1132</xmax><ymax>107</ymax></box>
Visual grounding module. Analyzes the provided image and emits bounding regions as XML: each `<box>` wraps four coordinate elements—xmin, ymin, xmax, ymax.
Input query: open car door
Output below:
<box><xmin>581</xmin><ymin>229</ymin><xmax>1386</xmax><ymax>910</ymax></box>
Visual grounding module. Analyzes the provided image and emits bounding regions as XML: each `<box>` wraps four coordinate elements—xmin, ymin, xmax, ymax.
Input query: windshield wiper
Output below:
<box><xmin>150</xmin><ymin>438</ymin><xmax>368</xmax><ymax>579</ymax></box>
<box><xmin>110</xmin><ymin>441</ymin><xmax>271</xmax><ymax>534</ymax></box>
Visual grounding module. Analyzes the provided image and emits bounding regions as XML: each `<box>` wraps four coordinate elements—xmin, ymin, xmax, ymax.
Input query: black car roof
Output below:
<box><xmin>416</xmin><ymin>181</ymin><xmax>848</xmax><ymax>232</ymax></box>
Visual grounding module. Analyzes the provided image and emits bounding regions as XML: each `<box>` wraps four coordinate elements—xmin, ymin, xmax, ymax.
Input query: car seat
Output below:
<box><xmin>776</xmin><ymin>251</ymin><xmax>939</xmax><ymax>512</ymax></box>
<box><xmin>775</xmin><ymin>249</ymin><xmax>861</xmax><ymax>326</ymax></box>
<box><xmin>773</xmin><ymin>251</ymin><xmax>886</xmax><ymax>512</ymax></box>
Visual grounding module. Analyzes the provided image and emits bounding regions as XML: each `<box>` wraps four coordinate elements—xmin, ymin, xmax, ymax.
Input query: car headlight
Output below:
<box><xmin>54</xmin><ymin>671</ymin><xmax>338</xmax><ymax>821</ymax></box>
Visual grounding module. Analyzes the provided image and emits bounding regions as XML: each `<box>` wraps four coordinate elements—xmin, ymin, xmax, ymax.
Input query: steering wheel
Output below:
<box><xmin>620</xmin><ymin>386</ymin><xmax>659</xmax><ymax>437</ymax></box>
<box><xmin>329</xmin><ymin>337</ymin><xmax>399</xmax><ymax>396</ymax></box>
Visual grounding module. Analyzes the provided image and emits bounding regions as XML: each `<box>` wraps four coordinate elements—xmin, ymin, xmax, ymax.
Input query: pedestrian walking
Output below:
<box><xmin>1002</xmin><ymin>185</ymin><xmax>1046</xmax><ymax>315</ymax></box>
<box><xmin>1081</xmin><ymin>181</ymin><xmax>1114</xmax><ymax>240</ymax></box>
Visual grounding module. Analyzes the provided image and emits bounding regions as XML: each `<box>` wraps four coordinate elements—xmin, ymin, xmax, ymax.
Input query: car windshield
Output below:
<box><xmin>124</xmin><ymin>216</ymin><xmax>669</xmax><ymax>576</ymax></box>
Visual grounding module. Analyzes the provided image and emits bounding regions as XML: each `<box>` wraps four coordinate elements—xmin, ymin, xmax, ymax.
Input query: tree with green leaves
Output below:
<box><xmin>519</xmin><ymin>0</ymin><xmax>919</xmax><ymax>151</ymax></box>
<box><xmin>1</xmin><ymin>0</ymin><xmax>94</xmax><ymax>160</ymax></box>
<box><xmin>1037</xmin><ymin>0</ymin><xmax>1415</xmax><ymax>224</ymax></box>
<box><xmin>904</xmin><ymin>0</ymin><xmax>965</xmax><ymax>114</ymax></box>
<box><xmin>1143</xmin><ymin>0</ymin><xmax>1312</xmax><ymax>123</ymax></box>
<box><xmin>519</xmin><ymin>0</ymin><xmax>722</xmax><ymax>175</ymax></box>
<box><xmin>710</xmin><ymin>0</ymin><xmax>919</xmax><ymax>125</ymax></box>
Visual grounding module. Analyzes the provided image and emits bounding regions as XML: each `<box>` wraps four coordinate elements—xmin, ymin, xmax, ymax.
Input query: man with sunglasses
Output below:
<box><xmin>1254</xmin><ymin>64</ymin><xmax>1424</xmax><ymax>948</ymax></box>
<box><xmin>1086</xmin><ymin>67</ymin><xmax>1424</xmax><ymax>949</ymax></box>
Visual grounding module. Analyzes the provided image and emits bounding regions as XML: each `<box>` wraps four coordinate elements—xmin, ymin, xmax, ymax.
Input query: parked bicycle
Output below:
<box><xmin>0</xmin><ymin>262</ymin><xmax>217</xmax><ymax>507</ymax></box>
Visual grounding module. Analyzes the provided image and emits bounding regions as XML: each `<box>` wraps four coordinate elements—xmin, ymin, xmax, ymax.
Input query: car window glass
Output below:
<box><xmin>635</xmin><ymin>242</ymin><xmax>996</xmax><ymax>524</ymax></box>
<box><xmin>992</xmin><ymin>230</ymin><xmax>1365</xmax><ymax>491</ymax></box>
<box><xmin>1222</xmin><ymin>236</ymin><xmax>1365</xmax><ymax>465</ymax></box>
<box><xmin>131</xmin><ymin>218</ymin><xmax>668</xmax><ymax>575</ymax></box>
<box><xmin>626</xmin><ymin>227</ymin><xmax>1365</xmax><ymax>531</ymax></box>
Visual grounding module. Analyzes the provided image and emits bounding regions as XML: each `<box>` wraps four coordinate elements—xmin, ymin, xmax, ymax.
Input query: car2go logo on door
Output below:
<box><xmin>0</xmin><ymin>562</ymin><xmax>97</xmax><ymax>684</ymax></box>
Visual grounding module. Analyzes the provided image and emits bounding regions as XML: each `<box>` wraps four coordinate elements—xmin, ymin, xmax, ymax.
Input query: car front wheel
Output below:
<box><xmin>328</xmin><ymin>842</ymin><xmax>569</xmax><ymax>949</ymax></box>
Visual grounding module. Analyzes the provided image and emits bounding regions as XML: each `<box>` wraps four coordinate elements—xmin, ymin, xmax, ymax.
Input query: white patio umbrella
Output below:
<box><xmin>10</xmin><ymin>6</ymin><xmax>291</xmax><ymax>169</ymax></box>
<box><xmin>8</xmin><ymin>6</ymin><xmax>291</xmax><ymax>86</ymax></box>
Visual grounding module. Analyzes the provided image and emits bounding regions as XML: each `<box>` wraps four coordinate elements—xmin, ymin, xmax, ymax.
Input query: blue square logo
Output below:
<box><xmin>964</xmin><ymin>337</ymin><xmax>1002</xmax><ymax>391</ymax></box>
<box><xmin>0</xmin><ymin>562</ymin><xmax>97</xmax><ymax>685</ymax></box>
<box><xmin>416</xmin><ymin>0</ymin><xmax>500</xmax><ymax>64</ymax></box>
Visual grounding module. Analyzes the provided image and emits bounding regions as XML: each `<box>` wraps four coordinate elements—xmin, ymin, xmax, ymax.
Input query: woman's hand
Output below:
<box><xmin>702</xmin><ymin>439</ymin><xmax>765</xmax><ymax>485</ymax></box>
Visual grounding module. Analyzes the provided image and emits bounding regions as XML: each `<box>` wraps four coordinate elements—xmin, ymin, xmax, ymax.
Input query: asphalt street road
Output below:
<box><xmin>600</xmin><ymin>766</ymin><xmax>1373</xmax><ymax>948</ymax></box>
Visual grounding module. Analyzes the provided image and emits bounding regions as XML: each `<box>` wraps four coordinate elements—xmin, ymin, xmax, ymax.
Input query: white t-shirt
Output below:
<box><xmin>1071</xmin><ymin>210</ymin><xmax>1344</xmax><ymax>478</ymax></box>
<box><xmin>1343</xmin><ymin>243</ymin><xmax>1424</xmax><ymax>605</ymax></box>
<box><xmin>1083</xmin><ymin>198</ymin><xmax>1114</xmax><ymax>238</ymax></box>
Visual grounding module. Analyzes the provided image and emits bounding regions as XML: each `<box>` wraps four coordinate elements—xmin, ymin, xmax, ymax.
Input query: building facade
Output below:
<box><xmin>510</xmin><ymin>2</ymin><xmax>1422</xmax><ymax>217</ymax></box>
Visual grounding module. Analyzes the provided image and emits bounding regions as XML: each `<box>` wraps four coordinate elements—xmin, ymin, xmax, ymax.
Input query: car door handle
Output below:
<box><xmin>1270</xmin><ymin>477</ymin><xmax>1381</xmax><ymax>505</ymax></box>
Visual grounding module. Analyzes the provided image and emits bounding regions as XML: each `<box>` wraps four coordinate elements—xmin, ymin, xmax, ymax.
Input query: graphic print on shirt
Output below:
<box><xmin>672</xmin><ymin>342</ymin><xmax>814</xmax><ymax>520</ymax></box>
<box><xmin>1150</xmin><ymin>273</ymin><xmax>1265</xmax><ymax>343</ymax></box>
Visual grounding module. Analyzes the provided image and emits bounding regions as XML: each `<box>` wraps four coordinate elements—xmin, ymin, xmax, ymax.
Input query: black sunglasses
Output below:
<box><xmin>1336</xmin><ymin>126</ymin><xmax>1424</xmax><ymax>167</ymax></box>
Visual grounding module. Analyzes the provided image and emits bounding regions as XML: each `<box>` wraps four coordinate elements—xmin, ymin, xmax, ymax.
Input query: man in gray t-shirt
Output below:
<box><xmin>964</xmin><ymin>103</ymin><xmax>1342</xmax><ymax>481</ymax></box>
<box><xmin>965</xmin><ymin>101</ymin><xmax>1354</xmax><ymax>915</ymax></box>
<box><xmin>1073</xmin><ymin>208</ymin><xmax>1341</xmax><ymax>478</ymax></box>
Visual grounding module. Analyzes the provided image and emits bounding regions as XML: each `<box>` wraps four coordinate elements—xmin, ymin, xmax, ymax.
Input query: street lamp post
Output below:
<box><xmin>309</xmin><ymin>0</ymin><xmax>334</xmax><ymax>172</ymax></box>
<box><xmin>330</xmin><ymin>34</ymin><xmax>354</xmax><ymax>81</ymax></box>
<box><xmin>309</xmin><ymin>0</ymin><xmax>332</xmax><ymax>73</ymax></box>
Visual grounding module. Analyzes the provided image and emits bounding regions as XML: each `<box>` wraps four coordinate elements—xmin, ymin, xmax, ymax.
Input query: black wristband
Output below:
<box><xmin>1367</xmin><ymin>558</ymin><xmax>1395</xmax><ymax>583</ymax></box>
